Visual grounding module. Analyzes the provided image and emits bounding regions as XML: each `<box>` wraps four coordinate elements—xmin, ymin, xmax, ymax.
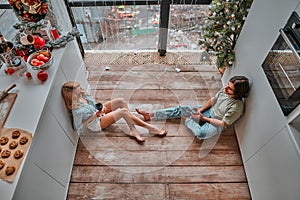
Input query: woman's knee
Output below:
<box><xmin>116</xmin><ymin>98</ymin><xmax>127</xmax><ymax>107</ymax></box>
<box><xmin>119</xmin><ymin>107</ymin><xmax>131</xmax><ymax>116</ymax></box>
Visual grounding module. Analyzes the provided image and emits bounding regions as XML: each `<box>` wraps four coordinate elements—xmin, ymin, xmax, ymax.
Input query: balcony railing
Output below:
<box><xmin>0</xmin><ymin>0</ymin><xmax>211</xmax><ymax>56</ymax></box>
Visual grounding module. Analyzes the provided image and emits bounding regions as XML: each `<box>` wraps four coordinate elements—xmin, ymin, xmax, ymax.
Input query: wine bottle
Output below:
<box><xmin>0</xmin><ymin>32</ymin><xmax>7</xmax><ymax>53</ymax></box>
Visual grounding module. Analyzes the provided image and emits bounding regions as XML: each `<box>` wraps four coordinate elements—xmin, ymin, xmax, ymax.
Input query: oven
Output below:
<box><xmin>262</xmin><ymin>11</ymin><xmax>300</xmax><ymax>116</ymax></box>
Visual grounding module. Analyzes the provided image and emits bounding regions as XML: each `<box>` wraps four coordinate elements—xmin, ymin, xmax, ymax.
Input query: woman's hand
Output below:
<box><xmin>95</xmin><ymin>111</ymin><xmax>102</xmax><ymax>117</ymax></box>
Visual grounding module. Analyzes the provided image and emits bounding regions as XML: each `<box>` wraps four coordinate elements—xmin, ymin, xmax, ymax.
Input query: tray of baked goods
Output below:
<box><xmin>0</xmin><ymin>128</ymin><xmax>32</xmax><ymax>183</ymax></box>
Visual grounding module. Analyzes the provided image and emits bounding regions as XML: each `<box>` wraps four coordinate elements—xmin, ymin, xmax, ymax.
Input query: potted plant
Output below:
<box><xmin>199</xmin><ymin>0</ymin><xmax>253</xmax><ymax>74</ymax></box>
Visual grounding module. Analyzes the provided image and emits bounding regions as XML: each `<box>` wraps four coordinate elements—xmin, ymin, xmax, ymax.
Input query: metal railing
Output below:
<box><xmin>0</xmin><ymin>0</ymin><xmax>211</xmax><ymax>56</ymax></box>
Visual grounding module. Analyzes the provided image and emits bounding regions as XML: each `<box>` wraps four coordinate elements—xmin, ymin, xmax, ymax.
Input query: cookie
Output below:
<box><xmin>19</xmin><ymin>136</ymin><xmax>28</xmax><ymax>145</ymax></box>
<box><xmin>5</xmin><ymin>166</ymin><xmax>15</xmax><ymax>176</ymax></box>
<box><xmin>0</xmin><ymin>160</ymin><xmax>5</xmax><ymax>170</ymax></box>
<box><xmin>1</xmin><ymin>150</ymin><xmax>11</xmax><ymax>158</ymax></box>
<box><xmin>9</xmin><ymin>141</ymin><xmax>18</xmax><ymax>149</ymax></box>
<box><xmin>0</xmin><ymin>136</ymin><xmax>9</xmax><ymax>145</ymax></box>
<box><xmin>12</xmin><ymin>130</ymin><xmax>21</xmax><ymax>139</ymax></box>
<box><xmin>14</xmin><ymin>150</ymin><xmax>23</xmax><ymax>159</ymax></box>
<box><xmin>0</xmin><ymin>146</ymin><xmax>2</xmax><ymax>153</ymax></box>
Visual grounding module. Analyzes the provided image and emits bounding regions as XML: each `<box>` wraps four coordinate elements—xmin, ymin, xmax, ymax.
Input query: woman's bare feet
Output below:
<box><xmin>135</xmin><ymin>108</ymin><xmax>151</xmax><ymax>121</ymax></box>
<box><xmin>149</xmin><ymin>127</ymin><xmax>167</xmax><ymax>136</ymax></box>
<box><xmin>129</xmin><ymin>131</ymin><xmax>145</xmax><ymax>142</ymax></box>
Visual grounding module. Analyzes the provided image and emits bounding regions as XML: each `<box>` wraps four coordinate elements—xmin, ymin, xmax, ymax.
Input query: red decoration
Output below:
<box><xmin>33</xmin><ymin>35</ymin><xmax>45</xmax><ymax>49</ymax></box>
<box><xmin>37</xmin><ymin>70</ymin><xmax>48</xmax><ymax>81</ymax></box>
<box><xmin>5</xmin><ymin>68</ymin><xmax>15</xmax><ymax>75</ymax></box>
<box><xmin>8</xmin><ymin>0</ymin><xmax>48</xmax><ymax>22</ymax></box>
<box><xmin>25</xmin><ymin>72</ymin><xmax>32</xmax><ymax>78</ymax></box>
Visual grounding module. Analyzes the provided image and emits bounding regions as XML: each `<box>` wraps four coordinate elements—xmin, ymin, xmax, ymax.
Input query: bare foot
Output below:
<box><xmin>149</xmin><ymin>128</ymin><xmax>167</xmax><ymax>136</ymax></box>
<box><xmin>135</xmin><ymin>108</ymin><xmax>151</xmax><ymax>121</ymax></box>
<box><xmin>129</xmin><ymin>132</ymin><xmax>145</xmax><ymax>142</ymax></box>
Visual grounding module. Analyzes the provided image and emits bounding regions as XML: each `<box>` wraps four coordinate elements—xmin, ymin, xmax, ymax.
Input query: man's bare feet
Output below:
<box><xmin>135</xmin><ymin>108</ymin><xmax>151</xmax><ymax>121</ymax></box>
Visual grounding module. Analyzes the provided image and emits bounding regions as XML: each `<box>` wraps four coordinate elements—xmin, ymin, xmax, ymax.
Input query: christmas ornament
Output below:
<box><xmin>8</xmin><ymin>0</ymin><xmax>49</xmax><ymax>22</ymax></box>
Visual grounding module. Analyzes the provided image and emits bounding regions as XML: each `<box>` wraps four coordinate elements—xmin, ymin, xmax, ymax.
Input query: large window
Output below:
<box><xmin>70</xmin><ymin>4</ymin><xmax>209</xmax><ymax>51</ymax></box>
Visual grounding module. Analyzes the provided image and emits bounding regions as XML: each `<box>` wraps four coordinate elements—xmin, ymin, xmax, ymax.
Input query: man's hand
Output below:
<box><xmin>190</xmin><ymin>112</ymin><xmax>200</xmax><ymax>120</ymax></box>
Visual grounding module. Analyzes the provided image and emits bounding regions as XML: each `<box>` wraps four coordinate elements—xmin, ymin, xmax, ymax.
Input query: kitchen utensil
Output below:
<box><xmin>0</xmin><ymin>84</ymin><xmax>17</xmax><ymax>102</ymax></box>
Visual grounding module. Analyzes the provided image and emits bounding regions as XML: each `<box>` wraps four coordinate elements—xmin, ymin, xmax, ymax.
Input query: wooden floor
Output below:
<box><xmin>67</xmin><ymin>61</ymin><xmax>251</xmax><ymax>199</ymax></box>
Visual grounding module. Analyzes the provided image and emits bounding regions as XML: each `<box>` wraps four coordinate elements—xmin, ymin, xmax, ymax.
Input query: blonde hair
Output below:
<box><xmin>61</xmin><ymin>81</ymin><xmax>81</xmax><ymax>115</ymax></box>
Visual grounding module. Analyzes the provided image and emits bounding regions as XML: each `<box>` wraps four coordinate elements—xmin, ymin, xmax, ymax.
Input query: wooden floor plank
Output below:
<box><xmin>77</xmin><ymin>135</ymin><xmax>239</xmax><ymax>152</ymax></box>
<box><xmin>67</xmin><ymin>61</ymin><xmax>250</xmax><ymax>199</ymax></box>
<box><xmin>68</xmin><ymin>183</ymin><xmax>167</xmax><ymax>200</ymax></box>
<box><xmin>74</xmin><ymin>148</ymin><xmax>243</xmax><ymax>166</ymax></box>
<box><xmin>169</xmin><ymin>183</ymin><xmax>251</xmax><ymax>200</ymax></box>
<box><xmin>67</xmin><ymin>183</ymin><xmax>250</xmax><ymax>200</ymax></box>
<box><xmin>70</xmin><ymin>165</ymin><xmax>247</xmax><ymax>183</ymax></box>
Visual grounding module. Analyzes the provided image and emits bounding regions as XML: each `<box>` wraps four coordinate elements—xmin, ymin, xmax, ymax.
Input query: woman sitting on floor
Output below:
<box><xmin>61</xmin><ymin>81</ymin><xmax>167</xmax><ymax>142</ymax></box>
<box><xmin>136</xmin><ymin>76</ymin><xmax>250</xmax><ymax>140</ymax></box>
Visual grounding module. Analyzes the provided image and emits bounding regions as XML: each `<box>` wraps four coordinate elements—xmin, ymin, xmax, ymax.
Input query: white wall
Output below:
<box><xmin>223</xmin><ymin>0</ymin><xmax>300</xmax><ymax>199</ymax></box>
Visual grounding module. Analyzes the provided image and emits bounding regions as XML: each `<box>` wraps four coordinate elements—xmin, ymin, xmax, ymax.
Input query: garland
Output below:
<box><xmin>8</xmin><ymin>0</ymin><xmax>48</xmax><ymax>22</ymax></box>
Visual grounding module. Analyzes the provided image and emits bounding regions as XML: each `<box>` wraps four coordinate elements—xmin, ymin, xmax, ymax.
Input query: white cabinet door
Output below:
<box><xmin>245</xmin><ymin>127</ymin><xmax>300</xmax><ymax>200</ymax></box>
<box><xmin>29</xmin><ymin>111</ymin><xmax>76</xmax><ymax>186</ymax></box>
<box><xmin>47</xmin><ymin>67</ymin><xmax>78</xmax><ymax>144</ymax></box>
<box><xmin>60</xmin><ymin>41</ymin><xmax>85</xmax><ymax>81</ymax></box>
<box><xmin>13</xmin><ymin>161</ymin><xmax>66</xmax><ymax>200</ymax></box>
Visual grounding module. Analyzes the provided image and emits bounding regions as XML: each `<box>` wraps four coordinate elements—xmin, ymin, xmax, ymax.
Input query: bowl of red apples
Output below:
<box><xmin>27</xmin><ymin>50</ymin><xmax>53</xmax><ymax>70</ymax></box>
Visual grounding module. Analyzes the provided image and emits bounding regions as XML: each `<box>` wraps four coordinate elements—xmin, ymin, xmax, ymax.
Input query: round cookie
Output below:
<box><xmin>1</xmin><ymin>150</ymin><xmax>11</xmax><ymax>158</ymax></box>
<box><xmin>0</xmin><ymin>160</ymin><xmax>5</xmax><ymax>170</ymax></box>
<box><xmin>19</xmin><ymin>136</ymin><xmax>28</xmax><ymax>145</ymax></box>
<box><xmin>0</xmin><ymin>136</ymin><xmax>9</xmax><ymax>145</ymax></box>
<box><xmin>12</xmin><ymin>130</ymin><xmax>21</xmax><ymax>139</ymax></box>
<box><xmin>9</xmin><ymin>141</ymin><xmax>18</xmax><ymax>149</ymax></box>
<box><xmin>0</xmin><ymin>146</ymin><xmax>2</xmax><ymax>153</ymax></box>
<box><xmin>5</xmin><ymin>166</ymin><xmax>15</xmax><ymax>176</ymax></box>
<box><xmin>14</xmin><ymin>150</ymin><xmax>24</xmax><ymax>159</ymax></box>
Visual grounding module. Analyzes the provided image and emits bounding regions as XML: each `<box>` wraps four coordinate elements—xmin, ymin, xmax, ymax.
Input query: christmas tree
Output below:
<box><xmin>199</xmin><ymin>0</ymin><xmax>253</xmax><ymax>69</ymax></box>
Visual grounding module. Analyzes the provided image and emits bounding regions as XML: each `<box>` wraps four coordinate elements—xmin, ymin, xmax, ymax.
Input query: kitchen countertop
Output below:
<box><xmin>0</xmin><ymin>47</ymin><xmax>65</xmax><ymax>200</ymax></box>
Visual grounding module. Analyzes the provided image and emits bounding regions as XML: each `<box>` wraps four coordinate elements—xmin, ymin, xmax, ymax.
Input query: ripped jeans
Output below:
<box><xmin>153</xmin><ymin>105</ymin><xmax>222</xmax><ymax>139</ymax></box>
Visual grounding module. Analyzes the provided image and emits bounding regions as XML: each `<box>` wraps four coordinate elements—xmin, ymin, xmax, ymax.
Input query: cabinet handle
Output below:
<box><xmin>278</xmin><ymin>62</ymin><xmax>296</xmax><ymax>91</ymax></box>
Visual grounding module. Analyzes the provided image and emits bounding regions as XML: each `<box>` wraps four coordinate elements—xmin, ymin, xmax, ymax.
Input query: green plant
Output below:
<box><xmin>199</xmin><ymin>0</ymin><xmax>253</xmax><ymax>69</ymax></box>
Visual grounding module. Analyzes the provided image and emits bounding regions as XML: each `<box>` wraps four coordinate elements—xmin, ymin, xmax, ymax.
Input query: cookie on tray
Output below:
<box><xmin>19</xmin><ymin>136</ymin><xmax>28</xmax><ymax>145</ymax></box>
<box><xmin>1</xmin><ymin>150</ymin><xmax>11</xmax><ymax>158</ymax></box>
<box><xmin>14</xmin><ymin>150</ymin><xmax>24</xmax><ymax>159</ymax></box>
<box><xmin>5</xmin><ymin>166</ymin><xmax>15</xmax><ymax>176</ymax></box>
<box><xmin>12</xmin><ymin>130</ymin><xmax>21</xmax><ymax>139</ymax></box>
<box><xmin>0</xmin><ymin>136</ymin><xmax>9</xmax><ymax>145</ymax></box>
<box><xmin>9</xmin><ymin>141</ymin><xmax>18</xmax><ymax>149</ymax></box>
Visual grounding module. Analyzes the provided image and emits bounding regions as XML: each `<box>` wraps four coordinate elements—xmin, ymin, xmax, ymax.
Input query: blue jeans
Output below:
<box><xmin>153</xmin><ymin>105</ymin><xmax>222</xmax><ymax>139</ymax></box>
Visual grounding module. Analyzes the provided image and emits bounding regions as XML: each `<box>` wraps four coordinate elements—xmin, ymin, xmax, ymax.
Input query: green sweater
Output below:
<box><xmin>213</xmin><ymin>88</ymin><xmax>245</xmax><ymax>125</ymax></box>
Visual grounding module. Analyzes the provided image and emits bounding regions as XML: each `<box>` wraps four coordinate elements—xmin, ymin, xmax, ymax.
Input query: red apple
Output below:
<box><xmin>37</xmin><ymin>71</ymin><xmax>48</xmax><ymax>81</ymax></box>
<box><xmin>41</xmin><ymin>56</ymin><xmax>50</xmax><ymax>62</ymax></box>
<box><xmin>37</xmin><ymin>54</ymin><xmax>45</xmax><ymax>60</ymax></box>
<box><xmin>36</xmin><ymin>60</ymin><xmax>45</xmax><ymax>66</ymax></box>
<box><xmin>33</xmin><ymin>36</ymin><xmax>45</xmax><ymax>49</ymax></box>
<box><xmin>31</xmin><ymin>58</ymin><xmax>39</xmax><ymax>66</ymax></box>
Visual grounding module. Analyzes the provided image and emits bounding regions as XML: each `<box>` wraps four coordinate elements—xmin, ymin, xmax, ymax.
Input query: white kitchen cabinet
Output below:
<box><xmin>45</xmin><ymin>67</ymin><xmax>78</xmax><ymax>144</ymax></box>
<box><xmin>26</xmin><ymin>111</ymin><xmax>75</xmax><ymax>187</ymax></box>
<box><xmin>244</xmin><ymin>126</ymin><xmax>300</xmax><ymax>200</ymax></box>
<box><xmin>13</xmin><ymin>161</ymin><xmax>66</xmax><ymax>200</ymax></box>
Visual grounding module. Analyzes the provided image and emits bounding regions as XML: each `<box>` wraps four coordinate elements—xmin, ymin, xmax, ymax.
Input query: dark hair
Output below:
<box><xmin>229</xmin><ymin>76</ymin><xmax>250</xmax><ymax>100</ymax></box>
